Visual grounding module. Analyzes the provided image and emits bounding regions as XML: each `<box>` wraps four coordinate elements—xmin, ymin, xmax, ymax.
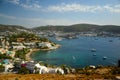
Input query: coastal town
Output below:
<box><xmin>1</xmin><ymin>0</ymin><xmax>120</xmax><ymax>79</ymax></box>
<box><xmin>0</xmin><ymin>29</ymin><xmax>120</xmax><ymax>79</ymax></box>
<box><xmin>0</xmin><ymin>31</ymin><xmax>70</xmax><ymax>74</ymax></box>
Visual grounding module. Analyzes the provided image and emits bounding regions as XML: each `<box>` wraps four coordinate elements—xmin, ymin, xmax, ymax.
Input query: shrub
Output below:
<box><xmin>111</xmin><ymin>67</ymin><xmax>120</xmax><ymax>74</ymax></box>
<box><xmin>15</xmin><ymin>77</ymin><xmax>19</xmax><ymax>80</ymax></box>
<box><xmin>0</xmin><ymin>54</ymin><xmax>12</xmax><ymax>59</ymax></box>
<box><xmin>18</xmin><ymin>67</ymin><xmax>30</xmax><ymax>74</ymax></box>
<box><xmin>0</xmin><ymin>65</ymin><xmax>5</xmax><ymax>72</ymax></box>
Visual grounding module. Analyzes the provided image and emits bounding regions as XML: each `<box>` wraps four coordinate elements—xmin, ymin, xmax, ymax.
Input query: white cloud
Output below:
<box><xmin>104</xmin><ymin>4</ymin><xmax>120</xmax><ymax>13</ymax></box>
<box><xmin>47</xmin><ymin>3</ymin><xmax>120</xmax><ymax>13</ymax></box>
<box><xmin>8</xmin><ymin>0</ymin><xmax>20</xmax><ymax>5</ymax></box>
<box><xmin>20</xmin><ymin>3</ymin><xmax>41</xmax><ymax>10</ymax></box>
<box><xmin>47</xmin><ymin>3</ymin><xmax>103</xmax><ymax>12</ymax></box>
<box><xmin>5</xmin><ymin>0</ymin><xmax>120</xmax><ymax>13</ymax></box>
<box><xmin>6</xmin><ymin>0</ymin><xmax>41</xmax><ymax>10</ymax></box>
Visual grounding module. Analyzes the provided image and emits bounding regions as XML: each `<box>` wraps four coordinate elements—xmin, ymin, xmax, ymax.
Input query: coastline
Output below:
<box><xmin>25</xmin><ymin>48</ymin><xmax>40</xmax><ymax>61</ymax></box>
<box><xmin>25</xmin><ymin>44</ymin><xmax>61</xmax><ymax>61</ymax></box>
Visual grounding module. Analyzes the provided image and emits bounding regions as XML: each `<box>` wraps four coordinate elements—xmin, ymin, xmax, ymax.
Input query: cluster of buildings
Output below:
<box><xmin>0</xmin><ymin>33</ymin><xmax>61</xmax><ymax>74</ymax></box>
<box><xmin>15</xmin><ymin>61</ymin><xmax>65</xmax><ymax>74</ymax></box>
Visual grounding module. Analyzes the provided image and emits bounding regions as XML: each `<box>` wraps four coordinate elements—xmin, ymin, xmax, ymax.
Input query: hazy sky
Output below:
<box><xmin>0</xmin><ymin>0</ymin><xmax>120</xmax><ymax>27</ymax></box>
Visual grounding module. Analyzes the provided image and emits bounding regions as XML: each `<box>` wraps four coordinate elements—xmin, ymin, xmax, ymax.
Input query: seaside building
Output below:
<box><xmin>15</xmin><ymin>61</ymin><xmax>65</xmax><ymax>74</ymax></box>
<box><xmin>38</xmin><ymin>42</ymin><xmax>52</xmax><ymax>48</ymax></box>
<box><xmin>12</xmin><ymin>42</ymin><xmax>26</xmax><ymax>50</ymax></box>
<box><xmin>23</xmin><ymin>42</ymin><xmax>36</xmax><ymax>48</ymax></box>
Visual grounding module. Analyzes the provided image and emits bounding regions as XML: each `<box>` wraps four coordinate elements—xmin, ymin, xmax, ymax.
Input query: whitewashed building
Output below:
<box><xmin>38</xmin><ymin>42</ymin><xmax>52</xmax><ymax>48</ymax></box>
<box><xmin>24</xmin><ymin>42</ymin><xmax>36</xmax><ymax>48</ymax></box>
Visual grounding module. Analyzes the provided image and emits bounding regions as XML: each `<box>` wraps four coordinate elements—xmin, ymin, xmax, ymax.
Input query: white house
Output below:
<box><xmin>34</xmin><ymin>63</ymin><xmax>64</xmax><ymax>74</ymax></box>
<box><xmin>18</xmin><ymin>61</ymin><xmax>64</xmax><ymax>74</ymax></box>
<box><xmin>12</xmin><ymin>46</ymin><xmax>26</xmax><ymax>50</ymax></box>
<box><xmin>4</xmin><ymin>63</ymin><xmax>14</xmax><ymax>72</ymax></box>
<box><xmin>38</xmin><ymin>42</ymin><xmax>52</xmax><ymax>48</ymax></box>
<box><xmin>24</xmin><ymin>42</ymin><xmax>35</xmax><ymax>48</ymax></box>
<box><xmin>12</xmin><ymin>42</ymin><xmax>23</xmax><ymax>46</ymax></box>
<box><xmin>47</xmin><ymin>67</ymin><xmax>64</xmax><ymax>74</ymax></box>
<box><xmin>34</xmin><ymin>63</ymin><xmax>48</xmax><ymax>74</ymax></box>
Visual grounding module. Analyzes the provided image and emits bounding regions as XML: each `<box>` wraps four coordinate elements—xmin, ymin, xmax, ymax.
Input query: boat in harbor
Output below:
<box><xmin>93</xmin><ymin>53</ymin><xmax>96</xmax><ymax>56</ymax></box>
<box><xmin>91</xmin><ymin>48</ymin><xmax>96</xmax><ymax>52</ymax></box>
<box><xmin>55</xmin><ymin>37</ymin><xmax>63</xmax><ymax>41</ymax></box>
<box><xmin>103</xmin><ymin>56</ymin><xmax>107</xmax><ymax>60</ymax></box>
<box><xmin>109</xmin><ymin>40</ymin><xmax>113</xmax><ymax>42</ymax></box>
<box><xmin>72</xmin><ymin>56</ymin><xmax>76</xmax><ymax>60</ymax></box>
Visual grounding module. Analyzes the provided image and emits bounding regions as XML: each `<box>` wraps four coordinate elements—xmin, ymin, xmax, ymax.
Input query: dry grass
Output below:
<box><xmin>0</xmin><ymin>67</ymin><xmax>119</xmax><ymax>80</ymax></box>
<box><xmin>0</xmin><ymin>73</ymin><xmax>117</xmax><ymax>80</ymax></box>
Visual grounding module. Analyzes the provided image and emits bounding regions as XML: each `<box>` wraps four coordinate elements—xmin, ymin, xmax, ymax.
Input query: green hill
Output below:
<box><xmin>1</xmin><ymin>24</ymin><xmax>120</xmax><ymax>33</ymax></box>
<box><xmin>0</xmin><ymin>24</ymin><xmax>29</xmax><ymax>32</ymax></box>
<box><xmin>33</xmin><ymin>24</ymin><xmax>120</xmax><ymax>33</ymax></box>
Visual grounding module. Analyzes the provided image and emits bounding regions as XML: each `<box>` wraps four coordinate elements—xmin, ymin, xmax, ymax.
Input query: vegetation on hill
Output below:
<box><xmin>0</xmin><ymin>54</ymin><xmax>12</xmax><ymax>59</ymax></box>
<box><xmin>9</xmin><ymin>32</ymin><xmax>50</xmax><ymax>42</ymax></box>
<box><xmin>1</xmin><ymin>24</ymin><xmax>120</xmax><ymax>33</ymax></box>
<box><xmin>15</xmin><ymin>48</ymin><xmax>30</xmax><ymax>60</ymax></box>
<box><xmin>0</xmin><ymin>24</ymin><xmax>29</xmax><ymax>32</ymax></box>
<box><xmin>33</xmin><ymin>24</ymin><xmax>120</xmax><ymax>33</ymax></box>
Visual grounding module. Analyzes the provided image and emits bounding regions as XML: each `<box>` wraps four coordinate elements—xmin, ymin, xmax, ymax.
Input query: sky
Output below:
<box><xmin>0</xmin><ymin>0</ymin><xmax>120</xmax><ymax>28</ymax></box>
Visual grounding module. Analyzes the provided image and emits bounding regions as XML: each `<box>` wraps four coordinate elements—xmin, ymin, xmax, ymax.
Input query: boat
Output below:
<box><xmin>91</xmin><ymin>48</ymin><xmax>96</xmax><ymax>52</ymax></box>
<box><xmin>72</xmin><ymin>56</ymin><xmax>76</xmax><ymax>60</ymax></box>
<box><xmin>55</xmin><ymin>37</ymin><xmax>63</xmax><ymax>41</ymax></box>
<box><xmin>109</xmin><ymin>40</ymin><xmax>113</xmax><ymax>42</ymax></box>
<box><xmin>93</xmin><ymin>53</ymin><xmax>96</xmax><ymax>56</ymax></box>
<box><xmin>103</xmin><ymin>56</ymin><xmax>107</xmax><ymax>60</ymax></box>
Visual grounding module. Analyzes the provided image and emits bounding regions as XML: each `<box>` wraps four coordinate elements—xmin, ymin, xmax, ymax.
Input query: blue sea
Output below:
<box><xmin>32</xmin><ymin>37</ymin><xmax>120</xmax><ymax>68</ymax></box>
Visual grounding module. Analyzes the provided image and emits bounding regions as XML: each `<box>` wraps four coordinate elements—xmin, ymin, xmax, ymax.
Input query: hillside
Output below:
<box><xmin>1</xmin><ymin>24</ymin><xmax>120</xmax><ymax>33</ymax></box>
<box><xmin>33</xmin><ymin>24</ymin><xmax>120</xmax><ymax>33</ymax></box>
<box><xmin>0</xmin><ymin>24</ymin><xmax>30</xmax><ymax>32</ymax></box>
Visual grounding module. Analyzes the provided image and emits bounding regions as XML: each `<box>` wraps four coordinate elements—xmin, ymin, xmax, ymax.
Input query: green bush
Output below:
<box><xmin>0</xmin><ymin>65</ymin><xmax>5</xmax><ymax>72</ymax></box>
<box><xmin>111</xmin><ymin>67</ymin><xmax>120</xmax><ymax>74</ymax></box>
<box><xmin>18</xmin><ymin>67</ymin><xmax>30</xmax><ymax>74</ymax></box>
<box><xmin>15</xmin><ymin>48</ymin><xmax>29</xmax><ymax>60</ymax></box>
<box><xmin>0</xmin><ymin>54</ymin><xmax>12</xmax><ymax>59</ymax></box>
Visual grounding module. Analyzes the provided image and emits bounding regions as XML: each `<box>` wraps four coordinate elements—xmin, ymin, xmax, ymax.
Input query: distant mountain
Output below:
<box><xmin>33</xmin><ymin>24</ymin><xmax>120</xmax><ymax>33</ymax></box>
<box><xmin>0</xmin><ymin>24</ymin><xmax>30</xmax><ymax>32</ymax></box>
<box><xmin>1</xmin><ymin>24</ymin><xmax>120</xmax><ymax>34</ymax></box>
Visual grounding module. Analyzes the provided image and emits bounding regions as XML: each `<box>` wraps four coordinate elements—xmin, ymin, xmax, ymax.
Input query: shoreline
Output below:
<box><xmin>25</xmin><ymin>48</ymin><xmax>40</xmax><ymax>61</ymax></box>
<box><xmin>25</xmin><ymin>44</ymin><xmax>61</xmax><ymax>61</ymax></box>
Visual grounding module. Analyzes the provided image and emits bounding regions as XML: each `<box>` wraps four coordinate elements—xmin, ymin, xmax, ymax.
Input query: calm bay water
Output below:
<box><xmin>32</xmin><ymin>37</ymin><xmax>120</xmax><ymax>68</ymax></box>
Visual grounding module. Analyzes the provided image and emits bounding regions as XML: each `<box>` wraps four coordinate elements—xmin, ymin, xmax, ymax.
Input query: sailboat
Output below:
<box><xmin>91</xmin><ymin>48</ymin><xmax>96</xmax><ymax>52</ymax></box>
<box><xmin>72</xmin><ymin>56</ymin><xmax>76</xmax><ymax>60</ymax></box>
<box><xmin>103</xmin><ymin>56</ymin><xmax>107</xmax><ymax>60</ymax></box>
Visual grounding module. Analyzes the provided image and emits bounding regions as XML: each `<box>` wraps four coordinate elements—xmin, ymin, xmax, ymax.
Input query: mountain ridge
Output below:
<box><xmin>33</xmin><ymin>23</ymin><xmax>120</xmax><ymax>33</ymax></box>
<box><xmin>0</xmin><ymin>24</ymin><xmax>30</xmax><ymax>32</ymax></box>
<box><xmin>1</xmin><ymin>23</ymin><xmax>120</xmax><ymax>33</ymax></box>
